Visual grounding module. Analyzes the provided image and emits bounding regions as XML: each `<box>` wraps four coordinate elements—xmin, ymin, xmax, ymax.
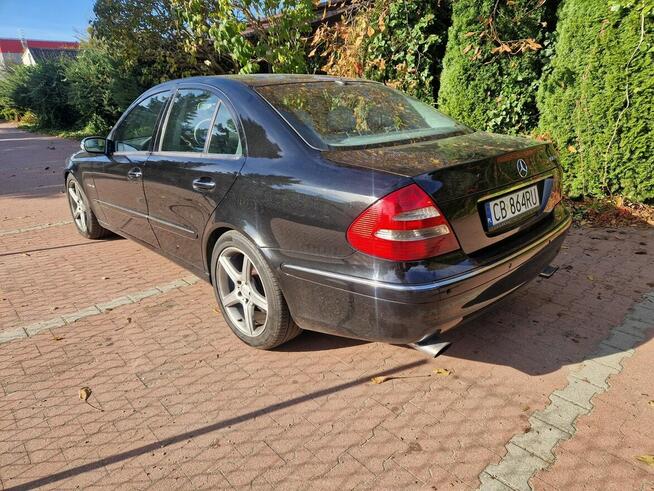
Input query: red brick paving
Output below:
<box><xmin>0</xmin><ymin>123</ymin><xmax>653</xmax><ymax>489</ymax></box>
<box><xmin>534</xmin><ymin>324</ymin><xmax>654</xmax><ymax>491</ymax></box>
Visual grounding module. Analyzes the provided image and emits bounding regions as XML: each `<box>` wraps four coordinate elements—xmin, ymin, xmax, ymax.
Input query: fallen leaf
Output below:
<box><xmin>101</xmin><ymin>276</ymin><xmax>109</xmax><ymax>280</ymax></box>
<box><xmin>213</xmin><ymin>308</ymin><xmax>221</xmax><ymax>314</ymax></box>
<box><xmin>648</xmin><ymin>400</ymin><xmax>654</xmax><ymax>407</ymax></box>
<box><xmin>567</xmin><ymin>145</ymin><xmax>577</xmax><ymax>153</ymax></box>
<box><xmin>522</xmin><ymin>405</ymin><xmax>530</xmax><ymax>412</ymax></box>
<box><xmin>126</xmin><ymin>317</ymin><xmax>132</xmax><ymax>324</ymax></box>
<box><xmin>79</xmin><ymin>387</ymin><xmax>92</xmax><ymax>401</ymax></box>
<box><xmin>636</xmin><ymin>455</ymin><xmax>654</xmax><ymax>466</ymax></box>
<box><xmin>371</xmin><ymin>376</ymin><xmax>389</xmax><ymax>384</ymax></box>
<box><xmin>433</xmin><ymin>368</ymin><xmax>453</xmax><ymax>376</ymax></box>
<box><xmin>587</xmin><ymin>275</ymin><xmax>595</xmax><ymax>281</ymax></box>
<box><xmin>52</xmin><ymin>335</ymin><xmax>64</xmax><ymax>341</ymax></box>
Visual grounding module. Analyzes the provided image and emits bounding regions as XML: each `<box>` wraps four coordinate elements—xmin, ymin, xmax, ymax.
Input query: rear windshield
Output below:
<box><xmin>255</xmin><ymin>81</ymin><xmax>467</xmax><ymax>149</ymax></box>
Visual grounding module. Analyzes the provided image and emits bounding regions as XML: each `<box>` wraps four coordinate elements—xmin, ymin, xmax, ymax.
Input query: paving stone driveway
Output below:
<box><xmin>0</xmin><ymin>122</ymin><xmax>653</xmax><ymax>490</ymax></box>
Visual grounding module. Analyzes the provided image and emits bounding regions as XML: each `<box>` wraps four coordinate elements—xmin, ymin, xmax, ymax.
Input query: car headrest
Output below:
<box><xmin>327</xmin><ymin>106</ymin><xmax>356</xmax><ymax>134</ymax></box>
<box><xmin>366</xmin><ymin>105</ymin><xmax>394</xmax><ymax>131</ymax></box>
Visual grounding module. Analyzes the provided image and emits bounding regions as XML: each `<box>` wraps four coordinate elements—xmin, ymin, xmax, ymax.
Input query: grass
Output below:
<box><xmin>16</xmin><ymin>122</ymin><xmax>100</xmax><ymax>140</ymax></box>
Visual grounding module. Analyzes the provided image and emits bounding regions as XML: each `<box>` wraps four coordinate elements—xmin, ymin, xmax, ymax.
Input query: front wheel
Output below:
<box><xmin>211</xmin><ymin>231</ymin><xmax>301</xmax><ymax>349</ymax></box>
<box><xmin>66</xmin><ymin>175</ymin><xmax>110</xmax><ymax>239</ymax></box>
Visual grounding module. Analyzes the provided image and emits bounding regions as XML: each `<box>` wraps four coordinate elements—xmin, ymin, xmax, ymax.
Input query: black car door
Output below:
<box><xmin>144</xmin><ymin>85</ymin><xmax>245</xmax><ymax>268</ymax></box>
<box><xmin>93</xmin><ymin>90</ymin><xmax>171</xmax><ymax>246</ymax></box>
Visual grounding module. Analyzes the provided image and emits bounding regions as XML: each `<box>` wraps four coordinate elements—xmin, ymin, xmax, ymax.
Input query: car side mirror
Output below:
<box><xmin>81</xmin><ymin>137</ymin><xmax>107</xmax><ymax>154</ymax></box>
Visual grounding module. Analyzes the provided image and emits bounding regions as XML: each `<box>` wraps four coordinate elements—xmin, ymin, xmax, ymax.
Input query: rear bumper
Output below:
<box><xmin>277</xmin><ymin>210</ymin><xmax>571</xmax><ymax>344</ymax></box>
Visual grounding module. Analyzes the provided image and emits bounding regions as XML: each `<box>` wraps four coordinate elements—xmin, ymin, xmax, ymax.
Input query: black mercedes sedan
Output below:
<box><xmin>65</xmin><ymin>74</ymin><xmax>571</xmax><ymax>353</ymax></box>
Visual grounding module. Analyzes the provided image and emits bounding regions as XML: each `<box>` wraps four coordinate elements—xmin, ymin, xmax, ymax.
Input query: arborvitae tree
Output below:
<box><xmin>538</xmin><ymin>0</ymin><xmax>654</xmax><ymax>201</ymax></box>
<box><xmin>438</xmin><ymin>0</ymin><xmax>557</xmax><ymax>134</ymax></box>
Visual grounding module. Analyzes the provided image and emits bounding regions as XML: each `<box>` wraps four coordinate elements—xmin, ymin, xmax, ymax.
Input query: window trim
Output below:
<box><xmin>109</xmin><ymin>89</ymin><xmax>172</xmax><ymax>156</ymax></box>
<box><xmin>153</xmin><ymin>84</ymin><xmax>244</xmax><ymax>160</ymax></box>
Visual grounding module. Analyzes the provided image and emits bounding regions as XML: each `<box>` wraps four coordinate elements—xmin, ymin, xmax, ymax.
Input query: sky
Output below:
<box><xmin>0</xmin><ymin>0</ymin><xmax>95</xmax><ymax>41</ymax></box>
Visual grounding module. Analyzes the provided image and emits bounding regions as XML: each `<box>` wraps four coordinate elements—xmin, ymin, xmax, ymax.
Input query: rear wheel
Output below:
<box><xmin>211</xmin><ymin>231</ymin><xmax>301</xmax><ymax>349</ymax></box>
<box><xmin>66</xmin><ymin>175</ymin><xmax>110</xmax><ymax>239</ymax></box>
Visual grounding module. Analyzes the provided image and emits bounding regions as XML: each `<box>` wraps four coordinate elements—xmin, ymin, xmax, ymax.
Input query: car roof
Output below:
<box><xmin>216</xmin><ymin>74</ymin><xmax>361</xmax><ymax>87</ymax></box>
<box><xmin>149</xmin><ymin>74</ymin><xmax>364</xmax><ymax>93</ymax></box>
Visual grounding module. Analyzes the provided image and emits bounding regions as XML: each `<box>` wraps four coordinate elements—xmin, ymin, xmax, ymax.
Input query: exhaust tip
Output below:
<box><xmin>409</xmin><ymin>335</ymin><xmax>452</xmax><ymax>358</ymax></box>
<box><xmin>539</xmin><ymin>265</ymin><xmax>559</xmax><ymax>278</ymax></box>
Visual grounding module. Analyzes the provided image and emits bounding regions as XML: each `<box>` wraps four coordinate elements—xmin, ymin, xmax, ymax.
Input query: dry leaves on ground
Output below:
<box><xmin>371</xmin><ymin>368</ymin><xmax>453</xmax><ymax>384</ymax></box>
<box><xmin>567</xmin><ymin>197</ymin><xmax>654</xmax><ymax>228</ymax></box>
<box><xmin>79</xmin><ymin>387</ymin><xmax>92</xmax><ymax>401</ymax></box>
<box><xmin>636</xmin><ymin>455</ymin><xmax>654</xmax><ymax>466</ymax></box>
<box><xmin>79</xmin><ymin>386</ymin><xmax>104</xmax><ymax>411</ymax></box>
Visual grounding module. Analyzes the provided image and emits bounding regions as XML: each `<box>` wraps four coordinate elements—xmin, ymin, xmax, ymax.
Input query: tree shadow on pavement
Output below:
<box><xmin>3</xmin><ymin>359</ymin><xmax>427</xmax><ymax>491</ymax></box>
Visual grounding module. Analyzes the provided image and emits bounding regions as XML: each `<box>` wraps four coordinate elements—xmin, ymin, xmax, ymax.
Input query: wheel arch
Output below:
<box><xmin>204</xmin><ymin>226</ymin><xmax>232</xmax><ymax>284</ymax></box>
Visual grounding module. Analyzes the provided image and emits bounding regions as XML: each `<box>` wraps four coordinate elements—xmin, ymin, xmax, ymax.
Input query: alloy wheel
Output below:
<box><xmin>217</xmin><ymin>246</ymin><xmax>268</xmax><ymax>337</ymax></box>
<box><xmin>67</xmin><ymin>180</ymin><xmax>88</xmax><ymax>233</ymax></box>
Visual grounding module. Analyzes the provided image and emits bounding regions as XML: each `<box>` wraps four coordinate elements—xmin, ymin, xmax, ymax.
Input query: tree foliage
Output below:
<box><xmin>311</xmin><ymin>0</ymin><xmax>450</xmax><ymax>104</ymax></box>
<box><xmin>0</xmin><ymin>61</ymin><xmax>78</xmax><ymax>128</ymax></box>
<box><xmin>65</xmin><ymin>41</ymin><xmax>142</xmax><ymax>133</ymax></box>
<box><xmin>538</xmin><ymin>0</ymin><xmax>654</xmax><ymax>201</ymax></box>
<box><xmin>171</xmin><ymin>0</ymin><xmax>314</xmax><ymax>74</ymax></box>
<box><xmin>91</xmin><ymin>0</ymin><xmax>223</xmax><ymax>86</ymax></box>
<box><xmin>438</xmin><ymin>0</ymin><xmax>557</xmax><ymax>133</ymax></box>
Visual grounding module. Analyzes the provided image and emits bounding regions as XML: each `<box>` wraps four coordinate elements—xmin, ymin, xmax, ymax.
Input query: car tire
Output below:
<box><xmin>66</xmin><ymin>174</ymin><xmax>111</xmax><ymax>240</ymax></box>
<box><xmin>211</xmin><ymin>231</ymin><xmax>301</xmax><ymax>349</ymax></box>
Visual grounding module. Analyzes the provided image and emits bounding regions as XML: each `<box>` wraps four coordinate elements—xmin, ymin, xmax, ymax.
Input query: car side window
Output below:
<box><xmin>113</xmin><ymin>92</ymin><xmax>169</xmax><ymax>152</ymax></box>
<box><xmin>208</xmin><ymin>103</ymin><xmax>242</xmax><ymax>156</ymax></box>
<box><xmin>161</xmin><ymin>89</ymin><xmax>219</xmax><ymax>153</ymax></box>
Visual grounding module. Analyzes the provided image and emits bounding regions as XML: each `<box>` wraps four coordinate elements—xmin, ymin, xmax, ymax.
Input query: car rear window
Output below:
<box><xmin>255</xmin><ymin>81</ymin><xmax>466</xmax><ymax>149</ymax></box>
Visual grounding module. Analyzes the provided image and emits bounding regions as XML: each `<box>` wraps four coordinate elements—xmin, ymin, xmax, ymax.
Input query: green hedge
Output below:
<box><xmin>438</xmin><ymin>0</ymin><xmax>556</xmax><ymax>134</ymax></box>
<box><xmin>538</xmin><ymin>0</ymin><xmax>654</xmax><ymax>201</ymax></box>
<box><xmin>0</xmin><ymin>44</ymin><xmax>141</xmax><ymax>134</ymax></box>
<box><xmin>0</xmin><ymin>61</ymin><xmax>78</xmax><ymax>128</ymax></box>
<box><xmin>360</xmin><ymin>0</ymin><xmax>451</xmax><ymax>105</ymax></box>
<box><xmin>66</xmin><ymin>43</ymin><xmax>142</xmax><ymax>134</ymax></box>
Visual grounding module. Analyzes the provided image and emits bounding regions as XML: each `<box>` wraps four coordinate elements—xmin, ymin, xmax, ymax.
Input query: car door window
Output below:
<box><xmin>161</xmin><ymin>89</ymin><xmax>220</xmax><ymax>153</ymax></box>
<box><xmin>113</xmin><ymin>92</ymin><xmax>169</xmax><ymax>152</ymax></box>
<box><xmin>208</xmin><ymin>103</ymin><xmax>242</xmax><ymax>156</ymax></box>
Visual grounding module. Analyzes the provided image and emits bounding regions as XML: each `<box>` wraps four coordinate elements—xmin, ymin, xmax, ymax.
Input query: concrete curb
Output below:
<box><xmin>0</xmin><ymin>220</ymin><xmax>73</xmax><ymax>237</ymax></box>
<box><xmin>478</xmin><ymin>292</ymin><xmax>654</xmax><ymax>490</ymax></box>
<box><xmin>0</xmin><ymin>275</ymin><xmax>199</xmax><ymax>344</ymax></box>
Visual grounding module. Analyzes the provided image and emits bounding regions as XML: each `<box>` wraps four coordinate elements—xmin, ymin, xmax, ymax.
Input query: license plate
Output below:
<box><xmin>484</xmin><ymin>185</ymin><xmax>540</xmax><ymax>230</ymax></box>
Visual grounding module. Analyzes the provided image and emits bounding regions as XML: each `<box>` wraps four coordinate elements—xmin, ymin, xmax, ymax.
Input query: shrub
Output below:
<box><xmin>538</xmin><ymin>0</ymin><xmax>654</xmax><ymax>201</ymax></box>
<box><xmin>311</xmin><ymin>0</ymin><xmax>450</xmax><ymax>104</ymax></box>
<box><xmin>66</xmin><ymin>42</ymin><xmax>142</xmax><ymax>134</ymax></box>
<box><xmin>0</xmin><ymin>61</ymin><xmax>78</xmax><ymax>128</ymax></box>
<box><xmin>0</xmin><ymin>65</ymin><xmax>32</xmax><ymax>121</ymax></box>
<box><xmin>438</xmin><ymin>0</ymin><xmax>557</xmax><ymax>133</ymax></box>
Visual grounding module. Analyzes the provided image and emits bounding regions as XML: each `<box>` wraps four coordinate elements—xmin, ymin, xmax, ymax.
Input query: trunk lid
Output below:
<box><xmin>323</xmin><ymin>131</ymin><xmax>561</xmax><ymax>254</ymax></box>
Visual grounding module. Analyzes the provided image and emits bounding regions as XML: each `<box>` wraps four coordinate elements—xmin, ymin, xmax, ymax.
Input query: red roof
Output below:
<box><xmin>0</xmin><ymin>38</ymin><xmax>79</xmax><ymax>54</ymax></box>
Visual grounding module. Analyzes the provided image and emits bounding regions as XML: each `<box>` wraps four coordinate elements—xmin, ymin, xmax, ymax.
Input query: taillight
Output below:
<box><xmin>544</xmin><ymin>169</ymin><xmax>563</xmax><ymax>212</ymax></box>
<box><xmin>346</xmin><ymin>184</ymin><xmax>461</xmax><ymax>261</ymax></box>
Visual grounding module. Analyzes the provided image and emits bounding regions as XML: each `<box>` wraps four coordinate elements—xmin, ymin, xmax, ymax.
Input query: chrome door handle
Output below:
<box><xmin>127</xmin><ymin>167</ymin><xmax>142</xmax><ymax>179</ymax></box>
<box><xmin>192</xmin><ymin>177</ymin><xmax>216</xmax><ymax>192</ymax></box>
